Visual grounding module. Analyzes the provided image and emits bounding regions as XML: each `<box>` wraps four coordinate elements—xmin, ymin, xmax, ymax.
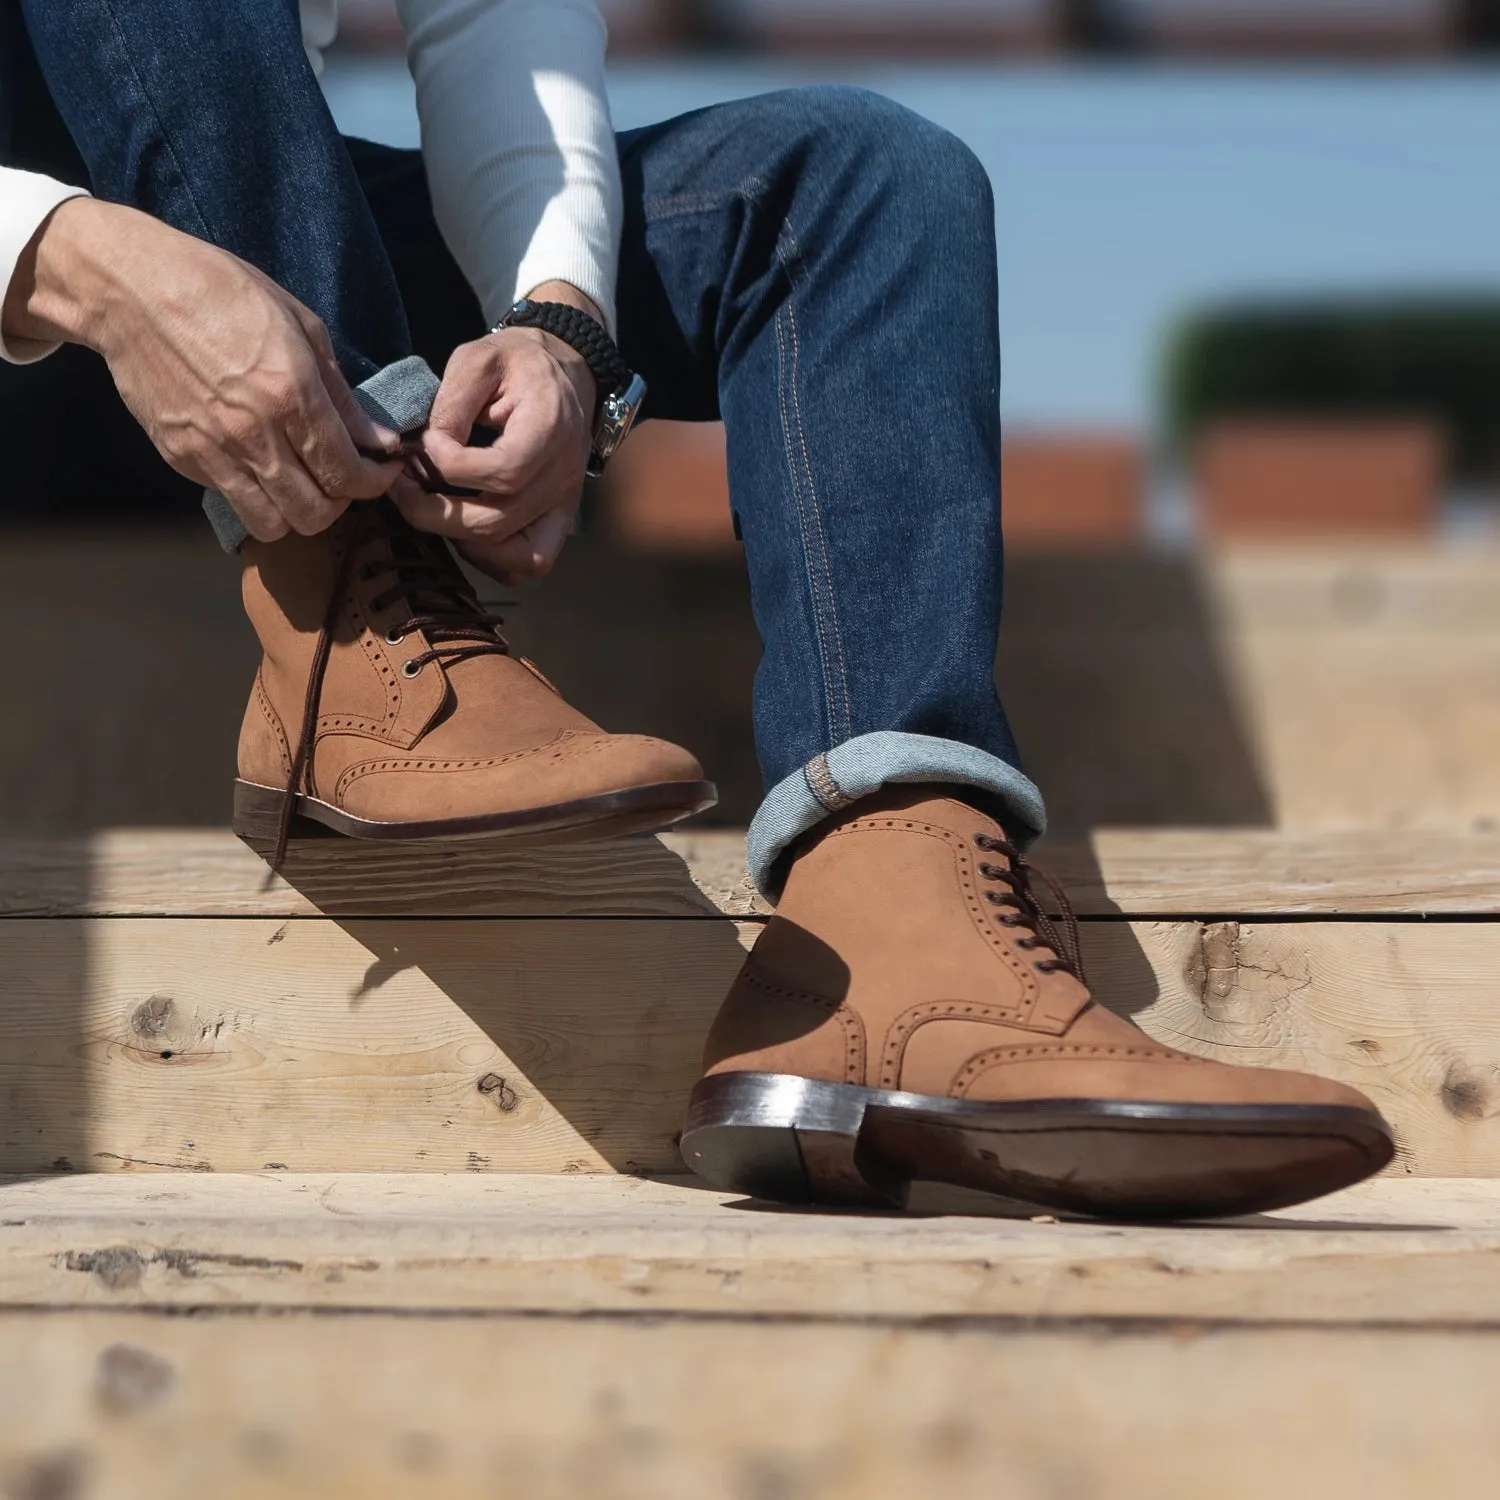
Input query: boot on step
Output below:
<box><xmin>683</xmin><ymin>788</ymin><xmax>1393</xmax><ymax>1220</ymax></box>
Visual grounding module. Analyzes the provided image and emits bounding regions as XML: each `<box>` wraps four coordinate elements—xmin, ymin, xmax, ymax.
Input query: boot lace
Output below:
<box><xmin>972</xmin><ymin>833</ymin><xmax>1087</xmax><ymax>984</ymax></box>
<box><xmin>271</xmin><ymin>501</ymin><xmax>511</xmax><ymax>869</ymax></box>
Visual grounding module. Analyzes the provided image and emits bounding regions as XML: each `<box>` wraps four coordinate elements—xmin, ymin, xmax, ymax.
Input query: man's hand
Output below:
<box><xmin>3</xmin><ymin>198</ymin><xmax>402</xmax><ymax>542</ymax></box>
<box><xmin>393</xmin><ymin>280</ymin><xmax>600</xmax><ymax>584</ymax></box>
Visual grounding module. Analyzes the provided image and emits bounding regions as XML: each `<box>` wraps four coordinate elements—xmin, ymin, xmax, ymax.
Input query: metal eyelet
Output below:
<box><xmin>401</xmin><ymin>659</ymin><xmax>423</xmax><ymax>679</ymax></box>
<box><xmin>384</xmin><ymin>628</ymin><xmax>405</xmax><ymax>646</ymax></box>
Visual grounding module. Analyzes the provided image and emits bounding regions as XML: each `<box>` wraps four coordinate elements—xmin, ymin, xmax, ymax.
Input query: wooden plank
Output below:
<box><xmin>2</xmin><ymin>1310</ymin><xmax>1497</xmax><ymax>1500</ymax></box>
<box><xmin>0</xmin><ymin>917</ymin><xmax>752</xmax><ymax>1177</ymax></box>
<box><xmin>0</xmin><ymin>828</ymin><xmax>759</xmax><ymax>918</ymax></box>
<box><xmin>11</xmin><ymin>532</ymin><xmax>1500</xmax><ymax>839</ymax></box>
<box><xmin>1049</xmin><ymin>828</ymin><xmax>1500</xmax><ymax>915</ymax></box>
<box><xmin>999</xmin><ymin>545</ymin><xmax>1500</xmax><ymax>833</ymax></box>
<box><xmin>3</xmin><ymin>826</ymin><xmax>1499</xmax><ymax>917</ymax></box>
<box><xmin>0</xmin><ymin>916</ymin><xmax>1497</xmax><ymax>1176</ymax></box>
<box><xmin>1094</xmin><ymin>919</ymin><xmax>1500</xmax><ymax>1179</ymax></box>
<box><xmin>1</xmin><ymin>1172</ymin><xmax>1497</xmax><ymax>1323</ymax></box>
<box><xmin>0</xmin><ymin>530</ymin><xmax>256</xmax><ymax>833</ymax></box>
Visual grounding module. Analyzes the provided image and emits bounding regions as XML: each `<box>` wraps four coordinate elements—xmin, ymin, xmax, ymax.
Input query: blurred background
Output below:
<box><xmin>6</xmin><ymin>0</ymin><xmax>1500</xmax><ymax>836</ymax></box>
<box><xmin>320</xmin><ymin>0</ymin><xmax>1500</xmax><ymax>547</ymax></box>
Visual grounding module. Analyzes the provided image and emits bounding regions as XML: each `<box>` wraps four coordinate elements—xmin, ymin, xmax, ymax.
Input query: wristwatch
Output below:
<box><xmin>495</xmin><ymin>298</ymin><xmax>647</xmax><ymax>476</ymax></box>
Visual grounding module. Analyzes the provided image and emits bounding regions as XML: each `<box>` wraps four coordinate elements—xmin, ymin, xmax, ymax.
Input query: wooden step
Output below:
<box><xmin>2</xmin><ymin>1171</ymin><xmax>1495</xmax><ymax>1322</ymax></box>
<box><xmin>2</xmin><ymin>828</ymin><xmax>1499</xmax><ymax>1177</ymax></box>
<box><xmin>6</xmin><ymin>1303</ymin><xmax>1497</xmax><ymax>1500</ymax></box>
<box><xmin>1</xmin><ymin>1172</ymin><xmax>1497</xmax><ymax>1498</ymax></box>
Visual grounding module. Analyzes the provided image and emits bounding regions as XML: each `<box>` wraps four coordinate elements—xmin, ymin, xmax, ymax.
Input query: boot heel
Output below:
<box><xmin>231</xmin><ymin>780</ymin><xmax>329</xmax><ymax>843</ymax></box>
<box><xmin>681</xmin><ymin>1072</ymin><xmax>907</xmax><ymax>1209</ymax></box>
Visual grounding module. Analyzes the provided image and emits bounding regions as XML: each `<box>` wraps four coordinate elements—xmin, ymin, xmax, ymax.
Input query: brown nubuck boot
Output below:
<box><xmin>232</xmin><ymin>499</ymin><xmax>715</xmax><ymax>862</ymax></box>
<box><xmin>683</xmin><ymin>788</ymin><xmax>1393</xmax><ymax>1219</ymax></box>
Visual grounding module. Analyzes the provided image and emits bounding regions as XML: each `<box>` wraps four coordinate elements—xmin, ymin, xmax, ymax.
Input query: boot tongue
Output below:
<box><xmin>358</xmin><ymin>504</ymin><xmax>508</xmax><ymax>653</ymax></box>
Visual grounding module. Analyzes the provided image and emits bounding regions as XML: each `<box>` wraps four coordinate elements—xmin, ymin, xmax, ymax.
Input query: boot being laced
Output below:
<box><xmin>272</xmin><ymin>501</ymin><xmax>510</xmax><ymax>868</ymax></box>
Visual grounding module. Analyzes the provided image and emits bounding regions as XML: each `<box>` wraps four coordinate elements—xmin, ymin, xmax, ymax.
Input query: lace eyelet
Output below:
<box><xmin>973</xmin><ymin>834</ymin><xmax>993</xmax><ymax>851</ymax></box>
<box><xmin>384</xmin><ymin>629</ymin><xmax>405</xmax><ymax>646</ymax></box>
<box><xmin>984</xmin><ymin>891</ymin><xmax>1005</xmax><ymax>905</ymax></box>
<box><xmin>401</xmin><ymin>659</ymin><xmax>423</xmax><ymax>679</ymax></box>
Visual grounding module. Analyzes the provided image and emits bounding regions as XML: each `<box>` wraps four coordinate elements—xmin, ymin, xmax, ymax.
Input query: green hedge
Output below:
<box><xmin>1163</xmin><ymin>300</ymin><xmax>1500</xmax><ymax>480</ymax></box>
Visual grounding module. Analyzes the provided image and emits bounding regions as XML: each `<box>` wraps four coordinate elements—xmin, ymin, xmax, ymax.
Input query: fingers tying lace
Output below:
<box><xmin>271</xmin><ymin>501</ymin><xmax>510</xmax><ymax>870</ymax></box>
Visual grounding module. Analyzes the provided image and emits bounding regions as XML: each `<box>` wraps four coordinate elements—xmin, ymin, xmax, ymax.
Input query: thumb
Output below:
<box><xmin>427</xmin><ymin>337</ymin><xmax>504</xmax><ymax>445</ymax></box>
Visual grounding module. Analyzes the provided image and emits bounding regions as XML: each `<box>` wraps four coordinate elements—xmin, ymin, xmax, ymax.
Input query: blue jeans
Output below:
<box><xmin>13</xmin><ymin>0</ymin><xmax>1046</xmax><ymax>893</ymax></box>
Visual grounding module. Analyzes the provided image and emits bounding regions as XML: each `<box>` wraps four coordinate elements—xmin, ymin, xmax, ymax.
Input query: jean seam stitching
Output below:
<box><xmin>774</xmin><ymin>214</ymin><xmax>853</xmax><ymax>744</ymax></box>
<box><xmin>641</xmin><ymin>175</ymin><xmax>768</xmax><ymax>225</ymax></box>
<box><xmin>772</xmin><ymin>301</ymin><xmax>839</xmax><ymax>746</ymax></box>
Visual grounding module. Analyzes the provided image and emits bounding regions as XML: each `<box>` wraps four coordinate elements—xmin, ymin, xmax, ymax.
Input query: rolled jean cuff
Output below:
<box><xmin>746</xmin><ymin>730</ymin><xmax>1048</xmax><ymax>899</ymax></box>
<box><xmin>201</xmin><ymin>355</ymin><xmax>441</xmax><ymax>553</ymax></box>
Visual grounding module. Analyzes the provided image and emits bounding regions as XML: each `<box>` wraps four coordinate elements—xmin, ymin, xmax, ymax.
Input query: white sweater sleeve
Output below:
<box><xmin>0</xmin><ymin>167</ymin><xmax>90</xmax><ymax>364</ymax></box>
<box><xmin>396</xmin><ymin>0</ymin><xmax>620</xmax><ymax>335</ymax></box>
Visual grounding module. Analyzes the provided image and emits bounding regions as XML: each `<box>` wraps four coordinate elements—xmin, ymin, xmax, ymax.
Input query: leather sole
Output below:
<box><xmin>681</xmin><ymin>1071</ymin><xmax>1395</xmax><ymax>1220</ymax></box>
<box><xmin>231</xmin><ymin>777</ymin><xmax>718</xmax><ymax>846</ymax></box>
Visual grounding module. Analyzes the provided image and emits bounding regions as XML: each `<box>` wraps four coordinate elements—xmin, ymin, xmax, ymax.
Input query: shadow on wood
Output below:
<box><xmin>999</xmin><ymin>552</ymin><xmax>1274</xmax><ymax>832</ymax></box>
<box><xmin>256</xmin><ymin>834</ymin><xmax>748</xmax><ymax>1174</ymax></box>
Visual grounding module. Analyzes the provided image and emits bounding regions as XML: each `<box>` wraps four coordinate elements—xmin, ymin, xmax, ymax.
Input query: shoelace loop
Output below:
<box><xmin>972</xmin><ymin>832</ymin><xmax>1087</xmax><ymax>985</ymax></box>
<box><xmin>271</xmin><ymin>503</ymin><xmax>510</xmax><ymax>869</ymax></box>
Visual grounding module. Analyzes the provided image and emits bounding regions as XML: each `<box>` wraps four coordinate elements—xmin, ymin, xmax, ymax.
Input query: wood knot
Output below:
<box><xmin>476</xmin><ymin>1073</ymin><xmax>519</xmax><ymax>1112</ymax></box>
<box><xmin>1184</xmin><ymin>921</ymin><xmax>1308</xmax><ymax>1032</ymax></box>
<box><xmin>64</xmin><ymin>1246</ymin><xmax>145</xmax><ymax>1292</ymax></box>
<box><xmin>1440</xmin><ymin>1062</ymin><xmax>1500</xmax><ymax>1122</ymax></box>
<box><xmin>0</xmin><ymin>1447</ymin><xmax>90</xmax><ymax>1500</ymax></box>
<box><xmin>96</xmin><ymin>1343</ymin><xmax>175</xmax><ymax>1416</ymax></box>
<box><xmin>130</xmin><ymin>996</ymin><xmax>175</xmax><ymax>1040</ymax></box>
